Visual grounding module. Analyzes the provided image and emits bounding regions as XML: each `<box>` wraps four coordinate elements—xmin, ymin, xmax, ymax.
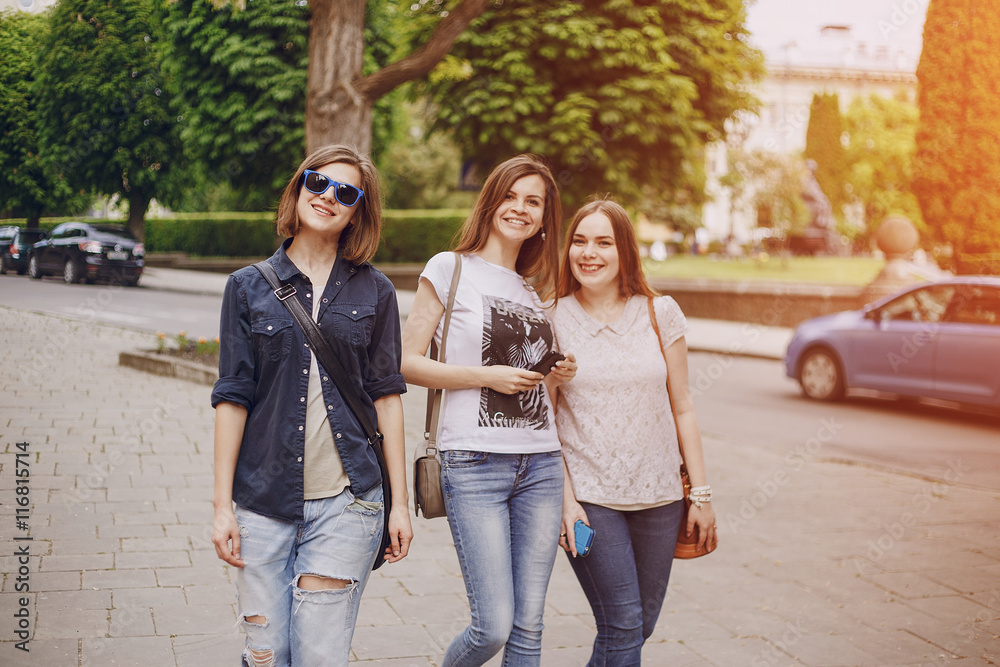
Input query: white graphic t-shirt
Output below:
<box><xmin>420</xmin><ymin>252</ymin><xmax>561</xmax><ymax>453</ymax></box>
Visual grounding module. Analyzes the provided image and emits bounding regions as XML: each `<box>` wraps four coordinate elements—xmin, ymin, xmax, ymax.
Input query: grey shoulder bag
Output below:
<box><xmin>413</xmin><ymin>253</ymin><xmax>462</xmax><ymax>518</ymax></box>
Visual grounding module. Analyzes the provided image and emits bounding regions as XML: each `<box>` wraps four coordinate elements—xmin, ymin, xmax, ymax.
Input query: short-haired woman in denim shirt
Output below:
<box><xmin>211</xmin><ymin>144</ymin><xmax>412</xmax><ymax>666</ymax></box>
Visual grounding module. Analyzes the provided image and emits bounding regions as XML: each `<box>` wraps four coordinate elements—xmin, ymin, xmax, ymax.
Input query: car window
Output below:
<box><xmin>18</xmin><ymin>231</ymin><xmax>46</xmax><ymax>243</ymax></box>
<box><xmin>879</xmin><ymin>286</ymin><xmax>954</xmax><ymax>322</ymax></box>
<box><xmin>92</xmin><ymin>225</ymin><xmax>133</xmax><ymax>239</ymax></box>
<box><xmin>948</xmin><ymin>285</ymin><xmax>1000</xmax><ymax>326</ymax></box>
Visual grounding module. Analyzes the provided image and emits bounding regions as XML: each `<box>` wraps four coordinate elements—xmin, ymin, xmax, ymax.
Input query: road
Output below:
<box><xmin>4</xmin><ymin>269</ymin><xmax>997</xmax><ymax>491</ymax></box>
<box><xmin>0</xmin><ymin>271</ymin><xmax>222</xmax><ymax>340</ymax></box>
<box><xmin>689</xmin><ymin>352</ymin><xmax>1000</xmax><ymax>492</ymax></box>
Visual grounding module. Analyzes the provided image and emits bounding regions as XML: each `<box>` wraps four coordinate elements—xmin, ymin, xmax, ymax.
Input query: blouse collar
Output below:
<box><xmin>564</xmin><ymin>292</ymin><xmax>644</xmax><ymax>336</ymax></box>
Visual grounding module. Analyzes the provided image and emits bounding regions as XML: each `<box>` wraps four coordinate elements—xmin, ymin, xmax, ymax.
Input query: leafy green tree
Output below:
<box><xmin>159</xmin><ymin>0</ymin><xmax>311</xmax><ymax>210</ymax></box>
<box><xmin>161</xmin><ymin>0</ymin><xmax>488</xmax><ymax>204</ymax></box>
<box><xmin>731</xmin><ymin>149</ymin><xmax>810</xmax><ymax>241</ymax></box>
<box><xmin>380</xmin><ymin>99</ymin><xmax>477</xmax><ymax>210</ymax></box>
<box><xmin>914</xmin><ymin>0</ymin><xmax>1000</xmax><ymax>273</ymax></box>
<box><xmin>803</xmin><ymin>92</ymin><xmax>848</xmax><ymax>217</ymax></box>
<box><xmin>0</xmin><ymin>10</ymin><xmax>89</xmax><ymax>226</ymax></box>
<box><xmin>304</xmin><ymin>0</ymin><xmax>490</xmax><ymax>153</ymax></box>
<box><xmin>420</xmin><ymin>0</ymin><xmax>762</xmax><ymax>213</ymax></box>
<box><xmin>843</xmin><ymin>93</ymin><xmax>922</xmax><ymax>250</ymax></box>
<box><xmin>34</xmin><ymin>0</ymin><xmax>183</xmax><ymax>239</ymax></box>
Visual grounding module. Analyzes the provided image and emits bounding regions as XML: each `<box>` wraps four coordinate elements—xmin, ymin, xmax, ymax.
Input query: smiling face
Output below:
<box><xmin>294</xmin><ymin>161</ymin><xmax>362</xmax><ymax>241</ymax></box>
<box><xmin>569</xmin><ymin>212</ymin><xmax>620</xmax><ymax>294</ymax></box>
<box><xmin>489</xmin><ymin>174</ymin><xmax>546</xmax><ymax>248</ymax></box>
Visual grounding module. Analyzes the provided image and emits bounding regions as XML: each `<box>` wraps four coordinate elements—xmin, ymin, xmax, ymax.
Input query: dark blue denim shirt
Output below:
<box><xmin>211</xmin><ymin>239</ymin><xmax>406</xmax><ymax>522</ymax></box>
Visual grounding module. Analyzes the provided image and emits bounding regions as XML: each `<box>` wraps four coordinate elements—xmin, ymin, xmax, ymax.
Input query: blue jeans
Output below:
<box><xmin>568</xmin><ymin>501</ymin><xmax>684</xmax><ymax>667</ymax></box>
<box><xmin>233</xmin><ymin>486</ymin><xmax>384</xmax><ymax>666</ymax></box>
<box><xmin>440</xmin><ymin>450</ymin><xmax>564</xmax><ymax>667</ymax></box>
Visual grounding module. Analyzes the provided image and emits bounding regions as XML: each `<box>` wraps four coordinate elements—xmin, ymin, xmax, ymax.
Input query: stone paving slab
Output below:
<box><xmin>1</xmin><ymin>305</ymin><xmax>999</xmax><ymax>666</ymax></box>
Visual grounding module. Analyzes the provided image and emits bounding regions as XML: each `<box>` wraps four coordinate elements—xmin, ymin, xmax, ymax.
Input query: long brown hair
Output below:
<box><xmin>557</xmin><ymin>198</ymin><xmax>658</xmax><ymax>299</ymax></box>
<box><xmin>452</xmin><ymin>154</ymin><xmax>562</xmax><ymax>301</ymax></box>
<box><xmin>274</xmin><ymin>145</ymin><xmax>383</xmax><ymax>264</ymax></box>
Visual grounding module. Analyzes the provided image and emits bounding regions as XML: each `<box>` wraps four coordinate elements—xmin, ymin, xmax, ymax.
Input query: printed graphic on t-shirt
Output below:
<box><xmin>480</xmin><ymin>295</ymin><xmax>553</xmax><ymax>429</ymax></box>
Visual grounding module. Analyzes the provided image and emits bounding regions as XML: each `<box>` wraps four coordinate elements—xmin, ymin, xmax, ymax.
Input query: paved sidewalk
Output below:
<box><xmin>1</xmin><ymin>302</ymin><xmax>999</xmax><ymax>666</ymax></box>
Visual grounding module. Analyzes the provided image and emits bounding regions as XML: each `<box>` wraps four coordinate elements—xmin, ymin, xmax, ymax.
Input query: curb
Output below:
<box><xmin>118</xmin><ymin>350</ymin><xmax>218</xmax><ymax>386</ymax></box>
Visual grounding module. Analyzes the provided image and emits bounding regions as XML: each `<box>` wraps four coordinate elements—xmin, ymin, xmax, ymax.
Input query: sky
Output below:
<box><xmin>743</xmin><ymin>0</ymin><xmax>928</xmax><ymax>59</ymax></box>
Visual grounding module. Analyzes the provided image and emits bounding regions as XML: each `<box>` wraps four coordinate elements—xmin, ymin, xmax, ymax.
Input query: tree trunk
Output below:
<box><xmin>25</xmin><ymin>207</ymin><xmax>42</xmax><ymax>230</ymax></box>
<box><xmin>126</xmin><ymin>188</ymin><xmax>151</xmax><ymax>242</ymax></box>
<box><xmin>306</xmin><ymin>0</ymin><xmax>369</xmax><ymax>154</ymax></box>
<box><xmin>305</xmin><ymin>0</ymin><xmax>491</xmax><ymax>155</ymax></box>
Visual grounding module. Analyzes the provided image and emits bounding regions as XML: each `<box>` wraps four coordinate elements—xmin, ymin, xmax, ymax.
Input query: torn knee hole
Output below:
<box><xmin>243</xmin><ymin>614</ymin><xmax>266</xmax><ymax>626</ymax></box>
<box><xmin>246</xmin><ymin>646</ymin><xmax>274</xmax><ymax>667</ymax></box>
<box><xmin>297</xmin><ymin>574</ymin><xmax>353</xmax><ymax>591</ymax></box>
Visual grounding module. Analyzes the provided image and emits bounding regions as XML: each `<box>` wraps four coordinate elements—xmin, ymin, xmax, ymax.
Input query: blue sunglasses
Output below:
<box><xmin>302</xmin><ymin>170</ymin><xmax>365</xmax><ymax>207</ymax></box>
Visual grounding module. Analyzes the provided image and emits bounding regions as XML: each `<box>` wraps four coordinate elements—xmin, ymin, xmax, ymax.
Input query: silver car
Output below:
<box><xmin>784</xmin><ymin>277</ymin><xmax>1000</xmax><ymax>410</ymax></box>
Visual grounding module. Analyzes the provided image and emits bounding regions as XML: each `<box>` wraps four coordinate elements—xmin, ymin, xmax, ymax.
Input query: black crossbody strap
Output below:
<box><xmin>254</xmin><ymin>261</ymin><xmax>380</xmax><ymax>442</ymax></box>
<box><xmin>253</xmin><ymin>261</ymin><xmax>391</xmax><ymax>510</ymax></box>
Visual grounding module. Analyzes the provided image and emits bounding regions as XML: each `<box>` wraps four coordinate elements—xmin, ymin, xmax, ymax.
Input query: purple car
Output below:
<box><xmin>784</xmin><ymin>277</ymin><xmax>1000</xmax><ymax>410</ymax></box>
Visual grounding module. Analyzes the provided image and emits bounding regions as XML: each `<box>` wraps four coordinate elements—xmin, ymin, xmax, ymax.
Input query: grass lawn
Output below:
<box><xmin>642</xmin><ymin>255</ymin><xmax>885</xmax><ymax>285</ymax></box>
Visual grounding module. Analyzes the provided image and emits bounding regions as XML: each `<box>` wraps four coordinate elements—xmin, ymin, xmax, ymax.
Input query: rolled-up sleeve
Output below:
<box><xmin>211</xmin><ymin>274</ymin><xmax>258</xmax><ymax>410</ymax></box>
<box><xmin>363</xmin><ymin>272</ymin><xmax>406</xmax><ymax>402</ymax></box>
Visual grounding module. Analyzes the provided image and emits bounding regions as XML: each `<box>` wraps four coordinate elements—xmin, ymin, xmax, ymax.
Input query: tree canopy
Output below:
<box><xmin>159</xmin><ymin>0</ymin><xmax>311</xmax><ymax>210</ymax></box>
<box><xmin>913</xmin><ymin>0</ymin><xmax>1000</xmax><ymax>273</ymax></box>
<box><xmin>843</xmin><ymin>93</ymin><xmax>921</xmax><ymax>249</ymax></box>
<box><xmin>34</xmin><ymin>0</ymin><xmax>183</xmax><ymax>238</ymax></box>
<box><xmin>803</xmin><ymin>92</ymin><xmax>848</xmax><ymax>219</ymax></box>
<box><xmin>0</xmin><ymin>10</ymin><xmax>89</xmax><ymax>225</ymax></box>
<box><xmin>421</xmin><ymin>0</ymin><xmax>761</xmax><ymax>216</ymax></box>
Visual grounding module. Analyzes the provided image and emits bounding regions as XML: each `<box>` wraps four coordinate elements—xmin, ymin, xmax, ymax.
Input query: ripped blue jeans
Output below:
<box><xmin>233</xmin><ymin>486</ymin><xmax>383</xmax><ymax>667</ymax></box>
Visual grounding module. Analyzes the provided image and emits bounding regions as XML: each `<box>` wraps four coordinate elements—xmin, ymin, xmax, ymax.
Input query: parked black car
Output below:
<box><xmin>28</xmin><ymin>222</ymin><xmax>144</xmax><ymax>286</ymax></box>
<box><xmin>0</xmin><ymin>226</ymin><xmax>49</xmax><ymax>275</ymax></box>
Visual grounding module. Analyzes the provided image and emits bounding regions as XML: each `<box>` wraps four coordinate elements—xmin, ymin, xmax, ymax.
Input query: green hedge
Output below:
<box><xmin>375</xmin><ymin>209</ymin><xmax>468</xmax><ymax>263</ymax></box>
<box><xmin>2</xmin><ymin>209</ymin><xmax>470</xmax><ymax>263</ymax></box>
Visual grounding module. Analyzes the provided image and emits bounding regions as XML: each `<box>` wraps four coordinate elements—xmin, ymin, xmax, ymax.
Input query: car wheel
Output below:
<box><xmin>798</xmin><ymin>348</ymin><xmax>845</xmax><ymax>401</ymax></box>
<box><xmin>63</xmin><ymin>258</ymin><xmax>82</xmax><ymax>284</ymax></box>
<box><xmin>0</xmin><ymin>254</ymin><xmax>7</xmax><ymax>275</ymax></box>
<box><xmin>28</xmin><ymin>255</ymin><xmax>42</xmax><ymax>279</ymax></box>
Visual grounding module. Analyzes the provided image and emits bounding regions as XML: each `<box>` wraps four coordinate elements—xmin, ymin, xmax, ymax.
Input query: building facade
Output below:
<box><xmin>702</xmin><ymin>26</ymin><xmax>918</xmax><ymax>246</ymax></box>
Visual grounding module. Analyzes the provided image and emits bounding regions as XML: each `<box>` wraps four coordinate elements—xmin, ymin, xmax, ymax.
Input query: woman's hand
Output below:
<box><xmin>546</xmin><ymin>353</ymin><xmax>577</xmax><ymax>389</ymax></box>
<box><xmin>686</xmin><ymin>502</ymin><xmax>718</xmax><ymax>553</ymax></box>
<box><xmin>559</xmin><ymin>499</ymin><xmax>589</xmax><ymax>557</ymax></box>
<box><xmin>384</xmin><ymin>503</ymin><xmax>413</xmax><ymax>564</ymax></box>
<box><xmin>212</xmin><ymin>505</ymin><xmax>245</xmax><ymax>568</ymax></box>
<box><xmin>481</xmin><ymin>365</ymin><xmax>544</xmax><ymax>395</ymax></box>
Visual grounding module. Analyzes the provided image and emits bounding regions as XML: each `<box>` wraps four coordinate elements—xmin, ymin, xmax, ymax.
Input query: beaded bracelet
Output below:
<box><xmin>688</xmin><ymin>485</ymin><xmax>712</xmax><ymax>508</ymax></box>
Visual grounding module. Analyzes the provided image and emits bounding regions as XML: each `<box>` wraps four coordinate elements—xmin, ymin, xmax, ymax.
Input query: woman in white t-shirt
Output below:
<box><xmin>401</xmin><ymin>155</ymin><xmax>576</xmax><ymax>667</ymax></box>
<box><xmin>549</xmin><ymin>199</ymin><xmax>717</xmax><ymax>666</ymax></box>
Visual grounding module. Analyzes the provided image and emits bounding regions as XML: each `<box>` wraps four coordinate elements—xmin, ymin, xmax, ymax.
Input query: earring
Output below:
<box><xmin>540</xmin><ymin>231</ymin><xmax>547</xmax><ymax>242</ymax></box>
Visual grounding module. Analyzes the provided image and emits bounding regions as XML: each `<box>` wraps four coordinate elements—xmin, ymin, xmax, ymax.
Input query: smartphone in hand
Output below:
<box><xmin>529</xmin><ymin>350</ymin><xmax>566</xmax><ymax>376</ymax></box>
<box><xmin>574</xmin><ymin>519</ymin><xmax>595</xmax><ymax>557</ymax></box>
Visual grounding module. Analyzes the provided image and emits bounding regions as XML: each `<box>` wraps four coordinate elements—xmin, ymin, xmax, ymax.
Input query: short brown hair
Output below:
<box><xmin>452</xmin><ymin>154</ymin><xmax>563</xmax><ymax>301</ymax></box>
<box><xmin>274</xmin><ymin>145</ymin><xmax>383</xmax><ymax>264</ymax></box>
<box><xmin>557</xmin><ymin>198</ymin><xmax>658</xmax><ymax>299</ymax></box>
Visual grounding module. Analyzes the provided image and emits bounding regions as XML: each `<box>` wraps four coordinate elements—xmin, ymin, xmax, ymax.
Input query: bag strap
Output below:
<box><xmin>253</xmin><ymin>261</ymin><xmax>391</xmax><ymax>505</ymax></box>
<box><xmin>424</xmin><ymin>253</ymin><xmax>463</xmax><ymax>452</ymax></box>
<box><xmin>648</xmin><ymin>297</ymin><xmax>689</xmax><ymax>485</ymax></box>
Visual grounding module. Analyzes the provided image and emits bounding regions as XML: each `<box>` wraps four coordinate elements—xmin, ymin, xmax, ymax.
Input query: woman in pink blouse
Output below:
<box><xmin>549</xmin><ymin>198</ymin><xmax>717</xmax><ymax>666</ymax></box>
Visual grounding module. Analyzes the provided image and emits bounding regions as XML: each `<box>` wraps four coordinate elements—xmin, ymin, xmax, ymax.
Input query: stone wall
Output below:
<box><xmin>648</xmin><ymin>278</ymin><xmax>867</xmax><ymax>328</ymax></box>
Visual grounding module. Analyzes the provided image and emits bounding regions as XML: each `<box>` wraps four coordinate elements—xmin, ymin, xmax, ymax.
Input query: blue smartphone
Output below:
<box><xmin>574</xmin><ymin>520</ymin><xmax>595</xmax><ymax>557</ymax></box>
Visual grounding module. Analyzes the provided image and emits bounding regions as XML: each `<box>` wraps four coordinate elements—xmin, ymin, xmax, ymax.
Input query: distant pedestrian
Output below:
<box><xmin>210</xmin><ymin>144</ymin><xmax>412</xmax><ymax>666</ymax></box>
<box><xmin>401</xmin><ymin>154</ymin><xmax>576</xmax><ymax>667</ymax></box>
<box><xmin>550</xmin><ymin>198</ymin><xmax>717</xmax><ymax>665</ymax></box>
